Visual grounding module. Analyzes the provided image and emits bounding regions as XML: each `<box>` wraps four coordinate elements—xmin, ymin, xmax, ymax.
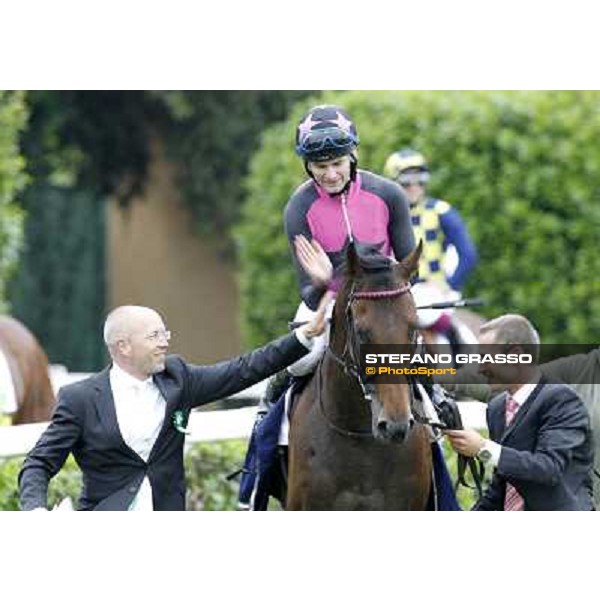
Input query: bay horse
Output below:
<box><xmin>287</xmin><ymin>242</ymin><xmax>433</xmax><ymax>510</ymax></box>
<box><xmin>0</xmin><ymin>315</ymin><xmax>56</xmax><ymax>425</ymax></box>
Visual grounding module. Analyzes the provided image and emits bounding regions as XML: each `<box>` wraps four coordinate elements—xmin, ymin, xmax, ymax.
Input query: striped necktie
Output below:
<box><xmin>504</xmin><ymin>394</ymin><xmax>524</xmax><ymax>511</ymax></box>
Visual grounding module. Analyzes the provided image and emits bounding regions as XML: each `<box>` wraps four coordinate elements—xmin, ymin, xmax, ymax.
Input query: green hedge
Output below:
<box><xmin>236</xmin><ymin>91</ymin><xmax>600</xmax><ymax>347</ymax></box>
<box><xmin>0</xmin><ymin>440</ymin><xmax>247</xmax><ymax>511</ymax></box>
<box><xmin>0</xmin><ymin>90</ymin><xmax>27</xmax><ymax>311</ymax></box>
<box><xmin>0</xmin><ymin>438</ymin><xmax>483</xmax><ymax>510</ymax></box>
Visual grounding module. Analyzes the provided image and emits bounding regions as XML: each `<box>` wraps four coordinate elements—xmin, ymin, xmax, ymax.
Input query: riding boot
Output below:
<box><xmin>258</xmin><ymin>369</ymin><xmax>292</xmax><ymax>416</ymax></box>
<box><xmin>277</xmin><ymin>445</ymin><xmax>289</xmax><ymax>507</ymax></box>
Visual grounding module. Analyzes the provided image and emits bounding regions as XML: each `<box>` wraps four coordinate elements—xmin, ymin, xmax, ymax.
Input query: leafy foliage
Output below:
<box><xmin>184</xmin><ymin>439</ymin><xmax>247</xmax><ymax>510</ymax></box>
<box><xmin>154</xmin><ymin>91</ymin><xmax>312</xmax><ymax>255</ymax></box>
<box><xmin>18</xmin><ymin>91</ymin><xmax>157</xmax><ymax>203</ymax></box>
<box><xmin>0</xmin><ymin>437</ymin><xmax>484</xmax><ymax>511</ymax></box>
<box><xmin>7</xmin><ymin>91</ymin><xmax>154</xmax><ymax>370</ymax></box>
<box><xmin>0</xmin><ymin>91</ymin><xmax>27</xmax><ymax>311</ymax></box>
<box><xmin>7</xmin><ymin>91</ymin><xmax>311</xmax><ymax>370</ymax></box>
<box><xmin>237</xmin><ymin>91</ymin><xmax>600</xmax><ymax>347</ymax></box>
<box><xmin>0</xmin><ymin>441</ymin><xmax>246</xmax><ymax>511</ymax></box>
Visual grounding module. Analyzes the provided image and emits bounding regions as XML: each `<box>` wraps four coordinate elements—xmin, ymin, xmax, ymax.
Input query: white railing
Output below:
<box><xmin>0</xmin><ymin>368</ymin><xmax>487</xmax><ymax>459</ymax></box>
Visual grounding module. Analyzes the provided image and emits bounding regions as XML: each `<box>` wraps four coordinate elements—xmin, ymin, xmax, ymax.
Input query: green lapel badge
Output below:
<box><xmin>172</xmin><ymin>410</ymin><xmax>191</xmax><ymax>435</ymax></box>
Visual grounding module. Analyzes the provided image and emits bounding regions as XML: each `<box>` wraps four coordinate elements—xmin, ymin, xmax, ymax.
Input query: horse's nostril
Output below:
<box><xmin>392</xmin><ymin>425</ymin><xmax>408</xmax><ymax>443</ymax></box>
<box><xmin>377</xmin><ymin>420</ymin><xmax>388</xmax><ymax>433</ymax></box>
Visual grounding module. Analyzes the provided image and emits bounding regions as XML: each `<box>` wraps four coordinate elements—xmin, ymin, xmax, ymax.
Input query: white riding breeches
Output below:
<box><xmin>278</xmin><ymin>298</ymin><xmax>334</xmax><ymax>444</ymax></box>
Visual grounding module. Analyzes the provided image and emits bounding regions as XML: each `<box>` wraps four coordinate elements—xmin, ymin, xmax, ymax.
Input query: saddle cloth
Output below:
<box><xmin>0</xmin><ymin>345</ymin><xmax>17</xmax><ymax>415</ymax></box>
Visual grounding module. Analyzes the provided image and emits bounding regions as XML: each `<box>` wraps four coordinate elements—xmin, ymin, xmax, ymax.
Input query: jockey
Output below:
<box><xmin>383</xmin><ymin>148</ymin><xmax>478</xmax><ymax>348</ymax></box>
<box><xmin>283</xmin><ymin>105</ymin><xmax>416</xmax><ymax>376</ymax></box>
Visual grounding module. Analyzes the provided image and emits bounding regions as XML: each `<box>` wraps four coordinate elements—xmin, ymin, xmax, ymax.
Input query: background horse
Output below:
<box><xmin>287</xmin><ymin>243</ymin><xmax>433</xmax><ymax>510</ymax></box>
<box><xmin>0</xmin><ymin>315</ymin><xmax>55</xmax><ymax>425</ymax></box>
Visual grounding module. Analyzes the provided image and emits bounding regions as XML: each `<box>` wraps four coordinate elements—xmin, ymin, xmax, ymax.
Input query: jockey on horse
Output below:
<box><xmin>237</xmin><ymin>106</ymin><xmax>461</xmax><ymax>510</ymax></box>
<box><xmin>383</xmin><ymin>149</ymin><xmax>479</xmax><ymax>356</ymax></box>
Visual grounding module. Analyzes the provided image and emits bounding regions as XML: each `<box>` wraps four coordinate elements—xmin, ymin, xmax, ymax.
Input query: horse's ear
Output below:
<box><xmin>346</xmin><ymin>242</ymin><xmax>361</xmax><ymax>277</ymax></box>
<box><xmin>396</xmin><ymin>239</ymin><xmax>423</xmax><ymax>280</ymax></box>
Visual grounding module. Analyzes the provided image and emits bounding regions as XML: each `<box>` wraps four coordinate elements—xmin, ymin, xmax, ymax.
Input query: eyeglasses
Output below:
<box><xmin>298</xmin><ymin>127</ymin><xmax>357</xmax><ymax>154</ymax></box>
<box><xmin>401</xmin><ymin>181</ymin><xmax>425</xmax><ymax>188</ymax></box>
<box><xmin>144</xmin><ymin>329</ymin><xmax>171</xmax><ymax>343</ymax></box>
<box><xmin>398</xmin><ymin>172</ymin><xmax>430</xmax><ymax>187</ymax></box>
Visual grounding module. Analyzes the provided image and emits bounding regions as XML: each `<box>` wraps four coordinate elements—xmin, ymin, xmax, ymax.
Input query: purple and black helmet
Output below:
<box><xmin>295</xmin><ymin>105</ymin><xmax>359</xmax><ymax>162</ymax></box>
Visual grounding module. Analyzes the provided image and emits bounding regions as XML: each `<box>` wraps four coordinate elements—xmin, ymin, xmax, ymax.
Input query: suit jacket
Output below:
<box><xmin>19</xmin><ymin>333</ymin><xmax>308</xmax><ymax>511</ymax></box>
<box><xmin>475</xmin><ymin>379</ymin><xmax>594</xmax><ymax>511</ymax></box>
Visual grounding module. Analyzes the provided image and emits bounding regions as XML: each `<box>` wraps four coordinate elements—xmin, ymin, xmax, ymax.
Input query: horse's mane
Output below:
<box><xmin>342</xmin><ymin>248</ymin><xmax>399</xmax><ymax>291</ymax></box>
<box><xmin>356</xmin><ymin>252</ymin><xmax>395</xmax><ymax>273</ymax></box>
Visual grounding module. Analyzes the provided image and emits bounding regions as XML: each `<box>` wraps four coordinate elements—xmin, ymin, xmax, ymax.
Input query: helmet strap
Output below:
<box><xmin>303</xmin><ymin>160</ymin><xmax>313</xmax><ymax>180</ymax></box>
<box><xmin>349</xmin><ymin>153</ymin><xmax>358</xmax><ymax>181</ymax></box>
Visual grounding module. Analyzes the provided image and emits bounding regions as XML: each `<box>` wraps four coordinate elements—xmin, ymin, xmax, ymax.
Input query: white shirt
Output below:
<box><xmin>110</xmin><ymin>363</ymin><xmax>166</xmax><ymax>511</ymax></box>
<box><xmin>482</xmin><ymin>374</ymin><xmax>541</xmax><ymax>466</ymax></box>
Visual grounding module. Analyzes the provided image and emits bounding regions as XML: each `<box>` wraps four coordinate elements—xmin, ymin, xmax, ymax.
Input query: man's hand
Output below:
<box><xmin>294</xmin><ymin>235</ymin><xmax>333</xmax><ymax>287</ymax></box>
<box><xmin>299</xmin><ymin>290</ymin><xmax>334</xmax><ymax>339</ymax></box>
<box><xmin>444</xmin><ymin>429</ymin><xmax>485</xmax><ymax>457</ymax></box>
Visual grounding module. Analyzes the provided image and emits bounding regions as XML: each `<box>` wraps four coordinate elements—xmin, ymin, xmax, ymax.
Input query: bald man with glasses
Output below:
<box><xmin>19</xmin><ymin>304</ymin><xmax>327</xmax><ymax>511</ymax></box>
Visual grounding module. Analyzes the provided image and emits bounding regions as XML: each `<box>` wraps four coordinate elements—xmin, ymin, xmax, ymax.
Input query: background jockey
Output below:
<box><xmin>383</xmin><ymin>148</ymin><xmax>478</xmax><ymax>346</ymax></box>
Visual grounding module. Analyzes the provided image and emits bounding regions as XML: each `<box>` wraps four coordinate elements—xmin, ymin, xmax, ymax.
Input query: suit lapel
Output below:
<box><xmin>149</xmin><ymin>371</ymin><xmax>182</xmax><ymax>460</ymax></box>
<box><xmin>488</xmin><ymin>395</ymin><xmax>507</xmax><ymax>440</ymax></box>
<box><xmin>500</xmin><ymin>380</ymin><xmax>544</xmax><ymax>444</ymax></box>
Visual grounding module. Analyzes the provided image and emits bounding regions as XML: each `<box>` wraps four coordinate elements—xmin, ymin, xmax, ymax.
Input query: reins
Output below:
<box><xmin>315</xmin><ymin>359</ymin><xmax>373</xmax><ymax>438</ymax></box>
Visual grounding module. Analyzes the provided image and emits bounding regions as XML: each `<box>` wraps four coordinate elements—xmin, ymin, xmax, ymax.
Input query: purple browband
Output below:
<box><xmin>353</xmin><ymin>283</ymin><xmax>411</xmax><ymax>300</ymax></box>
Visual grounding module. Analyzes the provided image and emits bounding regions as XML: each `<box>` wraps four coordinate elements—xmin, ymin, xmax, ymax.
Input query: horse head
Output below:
<box><xmin>329</xmin><ymin>241</ymin><xmax>422</xmax><ymax>443</ymax></box>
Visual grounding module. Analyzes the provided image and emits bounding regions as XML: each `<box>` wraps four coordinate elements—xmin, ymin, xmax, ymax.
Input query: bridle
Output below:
<box><xmin>318</xmin><ymin>280</ymin><xmax>414</xmax><ymax>437</ymax></box>
<box><xmin>315</xmin><ymin>278</ymin><xmax>486</xmax><ymax>499</ymax></box>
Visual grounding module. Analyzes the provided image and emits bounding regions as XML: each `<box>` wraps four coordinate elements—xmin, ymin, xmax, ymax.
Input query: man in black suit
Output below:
<box><xmin>445</xmin><ymin>314</ymin><xmax>594</xmax><ymax>511</ymax></box>
<box><xmin>19</xmin><ymin>303</ymin><xmax>327</xmax><ymax>511</ymax></box>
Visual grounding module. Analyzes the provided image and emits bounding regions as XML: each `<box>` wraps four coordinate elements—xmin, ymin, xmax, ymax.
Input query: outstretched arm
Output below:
<box><xmin>186</xmin><ymin>296</ymin><xmax>330</xmax><ymax>407</ymax></box>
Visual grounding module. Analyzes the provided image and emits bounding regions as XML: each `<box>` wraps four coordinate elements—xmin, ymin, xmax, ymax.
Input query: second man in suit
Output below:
<box><xmin>445</xmin><ymin>314</ymin><xmax>594</xmax><ymax>511</ymax></box>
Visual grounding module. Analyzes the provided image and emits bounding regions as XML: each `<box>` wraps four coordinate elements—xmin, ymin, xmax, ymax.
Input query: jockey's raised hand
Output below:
<box><xmin>294</xmin><ymin>235</ymin><xmax>333</xmax><ymax>288</ymax></box>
